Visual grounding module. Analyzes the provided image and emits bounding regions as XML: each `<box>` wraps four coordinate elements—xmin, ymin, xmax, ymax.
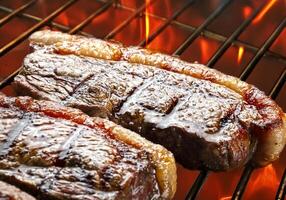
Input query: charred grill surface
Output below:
<box><xmin>13</xmin><ymin>30</ymin><xmax>286</xmax><ymax>171</ymax></box>
<box><xmin>0</xmin><ymin>95</ymin><xmax>177</xmax><ymax>200</ymax></box>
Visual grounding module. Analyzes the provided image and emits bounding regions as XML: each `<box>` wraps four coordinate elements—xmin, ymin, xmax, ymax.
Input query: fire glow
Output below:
<box><xmin>243</xmin><ymin>6</ymin><xmax>252</xmax><ymax>19</ymax></box>
<box><xmin>252</xmin><ymin>0</ymin><xmax>277</xmax><ymax>24</ymax></box>
<box><xmin>1</xmin><ymin>0</ymin><xmax>285</xmax><ymax>200</ymax></box>
<box><xmin>237</xmin><ymin>46</ymin><xmax>244</xmax><ymax>64</ymax></box>
<box><xmin>219</xmin><ymin>196</ymin><xmax>231</xmax><ymax>200</ymax></box>
<box><xmin>141</xmin><ymin>0</ymin><xmax>176</xmax><ymax>53</ymax></box>
<box><xmin>200</xmin><ymin>38</ymin><xmax>210</xmax><ymax>64</ymax></box>
<box><xmin>244</xmin><ymin>164</ymin><xmax>280</xmax><ymax>199</ymax></box>
<box><xmin>57</xmin><ymin>12</ymin><xmax>69</xmax><ymax>26</ymax></box>
<box><xmin>145</xmin><ymin>0</ymin><xmax>151</xmax><ymax>44</ymax></box>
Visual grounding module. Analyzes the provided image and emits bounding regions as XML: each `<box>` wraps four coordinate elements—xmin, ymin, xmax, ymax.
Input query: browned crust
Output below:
<box><xmin>28</xmin><ymin>30</ymin><xmax>286</xmax><ymax>167</ymax></box>
<box><xmin>0</xmin><ymin>94</ymin><xmax>177</xmax><ymax>199</ymax></box>
<box><xmin>0</xmin><ymin>181</ymin><xmax>36</xmax><ymax>200</ymax></box>
<box><xmin>94</xmin><ymin>118</ymin><xmax>177</xmax><ymax>199</ymax></box>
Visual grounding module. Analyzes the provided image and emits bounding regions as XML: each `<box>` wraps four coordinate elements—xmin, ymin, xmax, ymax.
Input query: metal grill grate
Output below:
<box><xmin>0</xmin><ymin>0</ymin><xmax>285</xmax><ymax>199</ymax></box>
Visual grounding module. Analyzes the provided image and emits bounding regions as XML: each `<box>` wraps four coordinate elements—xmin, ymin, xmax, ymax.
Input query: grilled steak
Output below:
<box><xmin>0</xmin><ymin>181</ymin><xmax>35</xmax><ymax>200</ymax></box>
<box><xmin>0</xmin><ymin>94</ymin><xmax>176</xmax><ymax>200</ymax></box>
<box><xmin>13</xmin><ymin>30</ymin><xmax>286</xmax><ymax>171</ymax></box>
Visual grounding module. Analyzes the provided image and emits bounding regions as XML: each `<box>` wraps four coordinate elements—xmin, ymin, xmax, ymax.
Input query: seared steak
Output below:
<box><xmin>0</xmin><ymin>95</ymin><xmax>176</xmax><ymax>200</ymax></box>
<box><xmin>13</xmin><ymin>30</ymin><xmax>286</xmax><ymax>171</ymax></box>
<box><xmin>0</xmin><ymin>181</ymin><xmax>35</xmax><ymax>200</ymax></box>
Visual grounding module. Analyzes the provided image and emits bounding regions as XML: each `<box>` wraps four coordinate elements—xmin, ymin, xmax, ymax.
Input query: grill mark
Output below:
<box><xmin>60</xmin><ymin>74</ymin><xmax>97</xmax><ymax>107</ymax></box>
<box><xmin>25</xmin><ymin>76</ymin><xmax>71</xmax><ymax>100</ymax></box>
<box><xmin>165</xmin><ymin>98</ymin><xmax>179</xmax><ymax>115</ymax></box>
<box><xmin>111</xmin><ymin>76</ymin><xmax>149</xmax><ymax>114</ymax></box>
<box><xmin>57</xmin><ymin>126</ymin><xmax>84</xmax><ymax>164</ymax></box>
<box><xmin>115</xmin><ymin>76</ymin><xmax>156</xmax><ymax>117</ymax></box>
<box><xmin>63</xmin><ymin>59</ymin><xmax>117</xmax><ymax>99</ymax></box>
<box><xmin>38</xmin><ymin>169</ymin><xmax>61</xmax><ymax>199</ymax></box>
<box><xmin>156</xmin><ymin>93</ymin><xmax>195</xmax><ymax>129</ymax></box>
<box><xmin>67</xmin><ymin>73</ymin><xmax>95</xmax><ymax>97</ymax></box>
<box><xmin>29</xmin><ymin>166</ymin><xmax>61</xmax><ymax>199</ymax></box>
<box><xmin>25</xmin><ymin>74</ymin><xmax>76</xmax><ymax>85</ymax></box>
<box><xmin>0</xmin><ymin>117</ymin><xmax>30</xmax><ymax>157</ymax></box>
<box><xmin>23</xmin><ymin>67</ymin><xmax>96</xmax><ymax>102</ymax></box>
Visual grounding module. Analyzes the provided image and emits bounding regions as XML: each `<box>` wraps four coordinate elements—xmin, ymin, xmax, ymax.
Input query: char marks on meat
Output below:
<box><xmin>0</xmin><ymin>95</ymin><xmax>176</xmax><ymax>200</ymax></box>
<box><xmin>13</xmin><ymin>30</ymin><xmax>286</xmax><ymax>171</ymax></box>
<box><xmin>0</xmin><ymin>181</ymin><xmax>35</xmax><ymax>200</ymax></box>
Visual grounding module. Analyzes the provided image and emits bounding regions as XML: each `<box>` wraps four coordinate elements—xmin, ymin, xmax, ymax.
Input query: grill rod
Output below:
<box><xmin>0</xmin><ymin>6</ymin><xmax>66</xmax><ymax>31</ymax></box>
<box><xmin>1</xmin><ymin>3</ymin><xmax>285</xmax><ymax>65</ymax></box>
<box><xmin>105</xmin><ymin>0</ymin><xmax>157</xmax><ymax>39</ymax></box>
<box><xmin>185</xmin><ymin>170</ymin><xmax>208</xmax><ymax>200</ymax></box>
<box><xmin>240</xmin><ymin>17</ymin><xmax>286</xmax><ymax>81</ymax></box>
<box><xmin>0</xmin><ymin>1</ymin><xmax>285</xmax><ymax>200</ymax></box>
<box><xmin>0</xmin><ymin>0</ymin><xmax>36</xmax><ymax>27</ymax></box>
<box><xmin>68</xmin><ymin>0</ymin><xmax>114</xmax><ymax>34</ymax></box>
<box><xmin>269</xmin><ymin>69</ymin><xmax>286</xmax><ymax>99</ymax></box>
<box><xmin>170</xmin><ymin>1</ymin><xmax>285</xmax><ymax>199</ymax></box>
<box><xmin>133</xmin><ymin>1</ymin><xmax>278</xmax><ymax>199</ymax></box>
<box><xmin>0</xmin><ymin>0</ymin><xmax>78</xmax><ymax>57</ymax></box>
<box><xmin>173</xmin><ymin>0</ymin><xmax>232</xmax><ymax>56</ymax></box>
<box><xmin>206</xmin><ymin>2</ymin><xmax>266</xmax><ymax>68</ymax></box>
<box><xmin>138</xmin><ymin>0</ymin><xmax>195</xmax><ymax>47</ymax></box>
<box><xmin>172</xmin><ymin>1</ymin><xmax>266</xmax><ymax>199</ymax></box>
<box><xmin>222</xmin><ymin>13</ymin><xmax>286</xmax><ymax>200</ymax></box>
<box><xmin>172</xmin><ymin>1</ymin><xmax>233</xmax><ymax>199</ymax></box>
<box><xmin>276</xmin><ymin>167</ymin><xmax>286</xmax><ymax>200</ymax></box>
<box><xmin>231</xmin><ymin>166</ymin><xmax>254</xmax><ymax>200</ymax></box>
<box><xmin>232</xmin><ymin>67</ymin><xmax>286</xmax><ymax>200</ymax></box>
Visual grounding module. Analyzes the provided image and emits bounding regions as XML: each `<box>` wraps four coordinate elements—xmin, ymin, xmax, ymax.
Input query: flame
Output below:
<box><xmin>219</xmin><ymin>196</ymin><xmax>231</xmax><ymax>200</ymax></box>
<box><xmin>57</xmin><ymin>12</ymin><xmax>69</xmax><ymax>26</ymax></box>
<box><xmin>244</xmin><ymin>164</ymin><xmax>280</xmax><ymax>199</ymax></box>
<box><xmin>237</xmin><ymin>46</ymin><xmax>244</xmax><ymax>64</ymax></box>
<box><xmin>143</xmin><ymin>1</ymin><xmax>174</xmax><ymax>53</ymax></box>
<box><xmin>200</xmin><ymin>38</ymin><xmax>210</xmax><ymax>64</ymax></box>
<box><xmin>251</xmin><ymin>164</ymin><xmax>279</xmax><ymax>189</ymax></box>
<box><xmin>243</xmin><ymin>6</ymin><xmax>252</xmax><ymax>19</ymax></box>
<box><xmin>145</xmin><ymin>0</ymin><xmax>151</xmax><ymax>44</ymax></box>
<box><xmin>253</xmin><ymin>0</ymin><xmax>277</xmax><ymax>24</ymax></box>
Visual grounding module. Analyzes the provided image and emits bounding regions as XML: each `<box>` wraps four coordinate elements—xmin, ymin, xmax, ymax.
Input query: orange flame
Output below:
<box><xmin>57</xmin><ymin>12</ymin><xmax>69</xmax><ymax>26</ymax></box>
<box><xmin>237</xmin><ymin>46</ymin><xmax>244</xmax><ymax>64</ymax></box>
<box><xmin>200</xmin><ymin>38</ymin><xmax>210</xmax><ymax>64</ymax></box>
<box><xmin>219</xmin><ymin>196</ymin><xmax>231</xmax><ymax>200</ymax></box>
<box><xmin>143</xmin><ymin>1</ymin><xmax>174</xmax><ymax>53</ymax></box>
<box><xmin>243</xmin><ymin>6</ymin><xmax>252</xmax><ymax>19</ymax></box>
<box><xmin>244</xmin><ymin>164</ymin><xmax>280</xmax><ymax>199</ymax></box>
<box><xmin>253</xmin><ymin>0</ymin><xmax>277</xmax><ymax>24</ymax></box>
<box><xmin>145</xmin><ymin>0</ymin><xmax>151</xmax><ymax>44</ymax></box>
<box><xmin>251</xmin><ymin>164</ymin><xmax>279</xmax><ymax>189</ymax></box>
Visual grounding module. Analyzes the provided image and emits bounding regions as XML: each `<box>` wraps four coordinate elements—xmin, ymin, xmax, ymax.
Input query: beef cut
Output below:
<box><xmin>0</xmin><ymin>94</ymin><xmax>176</xmax><ymax>200</ymax></box>
<box><xmin>0</xmin><ymin>181</ymin><xmax>35</xmax><ymax>200</ymax></box>
<box><xmin>13</xmin><ymin>30</ymin><xmax>286</xmax><ymax>171</ymax></box>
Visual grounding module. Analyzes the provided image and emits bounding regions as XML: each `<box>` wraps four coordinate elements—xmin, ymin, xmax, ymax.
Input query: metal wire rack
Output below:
<box><xmin>0</xmin><ymin>0</ymin><xmax>285</xmax><ymax>199</ymax></box>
